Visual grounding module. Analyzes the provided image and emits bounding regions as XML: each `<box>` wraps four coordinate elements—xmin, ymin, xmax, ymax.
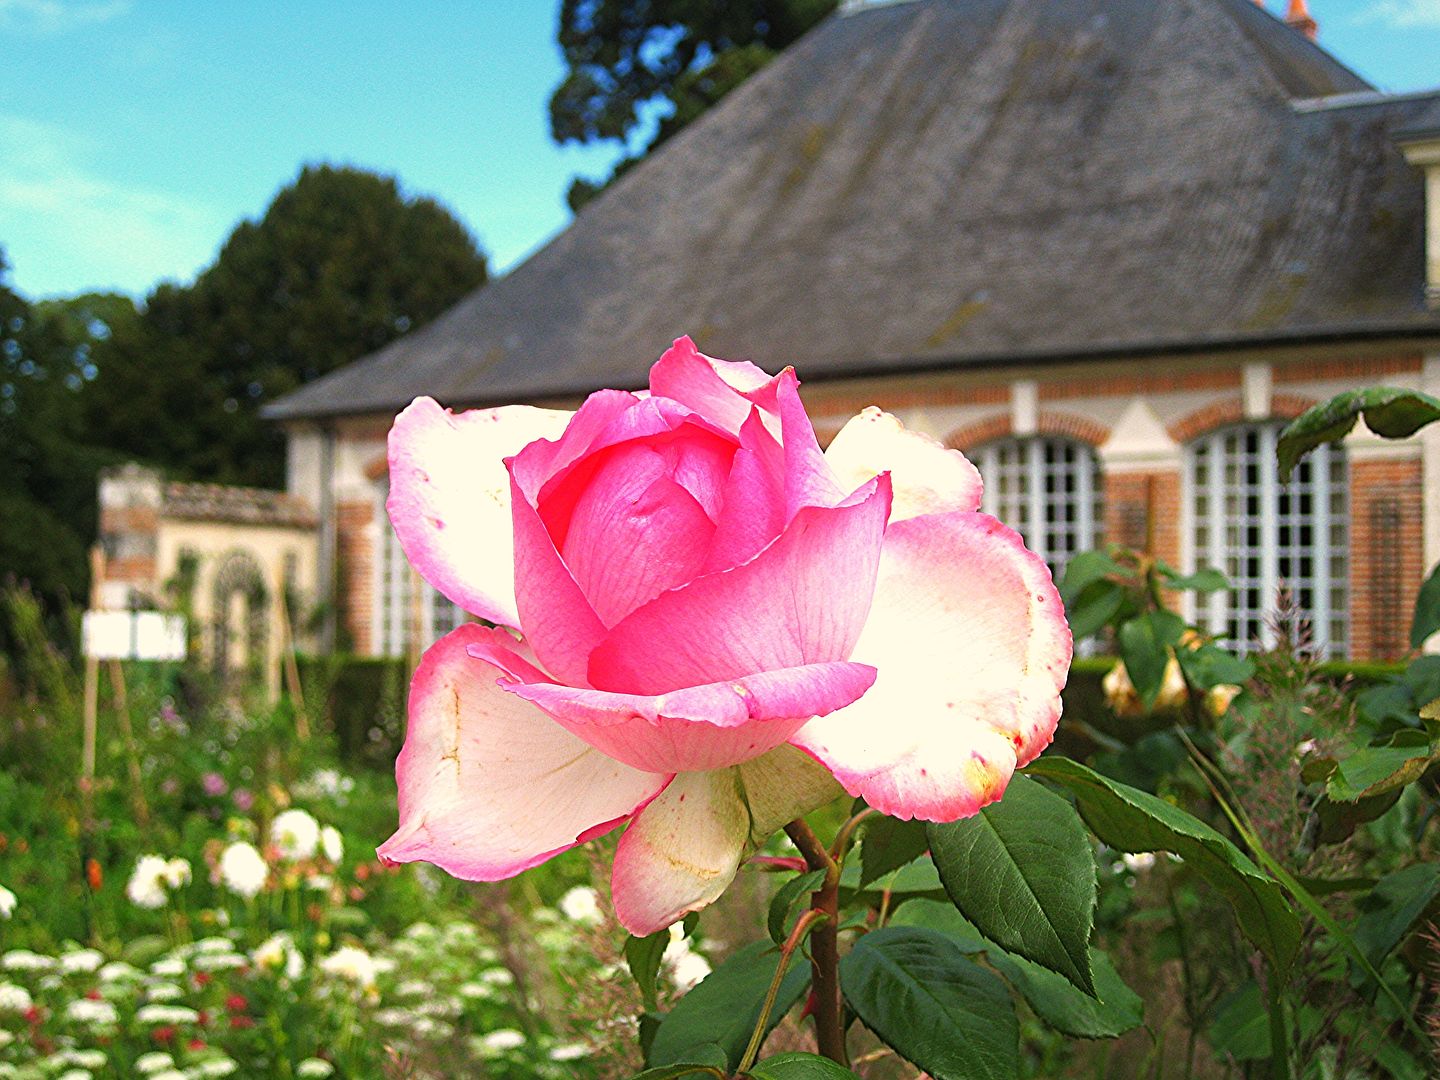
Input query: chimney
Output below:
<box><xmin>1286</xmin><ymin>0</ymin><xmax>1318</xmax><ymax>40</ymax></box>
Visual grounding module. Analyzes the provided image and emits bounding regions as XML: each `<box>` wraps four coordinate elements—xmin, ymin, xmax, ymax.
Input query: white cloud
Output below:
<box><xmin>0</xmin><ymin>114</ymin><xmax>227</xmax><ymax>297</ymax></box>
<box><xmin>1359</xmin><ymin>0</ymin><xmax>1440</xmax><ymax>27</ymax></box>
<box><xmin>0</xmin><ymin>0</ymin><xmax>131</xmax><ymax>35</ymax></box>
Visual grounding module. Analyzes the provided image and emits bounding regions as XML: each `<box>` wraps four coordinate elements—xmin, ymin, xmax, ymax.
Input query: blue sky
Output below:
<box><xmin>1</xmin><ymin>0</ymin><xmax>1437</xmax><ymax>302</ymax></box>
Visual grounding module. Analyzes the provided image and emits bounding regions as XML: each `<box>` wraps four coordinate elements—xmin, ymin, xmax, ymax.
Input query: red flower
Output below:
<box><xmin>229</xmin><ymin>1015</ymin><xmax>256</xmax><ymax>1030</ymax></box>
<box><xmin>197</xmin><ymin>1010</ymin><xmax>210</xmax><ymax>1027</ymax></box>
<box><xmin>86</xmin><ymin>857</ymin><xmax>103</xmax><ymax>892</ymax></box>
<box><xmin>188</xmin><ymin>1038</ymin><xmax>207</xmax><ymax>1052</ymax></box>
<box><xmin>225</xmin><ymin>994</ymin><xmax>248</xmax><ymax>1013</ymax></box>
<box><xmin>85</xmin><ymin>989</ymin><xmax>102</xmax><ymax>1001</ymax></box>
<box><xmin>193</xmin><ymin>972</ymin><xmax>212</xmax><ymax>987</ymax></box>
<box><xmin>152</xmin><ymin>1025</ymin><xmax>176</xmax><ymax>1044</ymax></box>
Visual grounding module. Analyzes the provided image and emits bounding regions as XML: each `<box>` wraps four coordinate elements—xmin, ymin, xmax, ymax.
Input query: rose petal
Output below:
<box><xmin>773</xmin><ymin>370</ymin><xmax>845</xmax><ymax>516</ymax></box>
<box><xmin>560</xmin><ymin>442</ymin><xmax>718</xmax><ymax>626</ymax></box>
<box><xmin>589</xmin><ymin>474</ymin><xmax>893</xmax><ymax>695</ymax></box>
<box><xmin>378</xmin><ymin>625</ymin><xmax>669</xmax><ymax>880</ymax></box>
<box><xmin>648</xmin><ymin>336</ymin><xmax>784</xmax><ymax>435</ymax></box>
<box><xmin>610</xmin><ymin>746</ymin><xmax>844</xmax><ymax>935</ymax></box>
<box><xmin>825</xmin><ymin>407</ymin><xmax>983</xmax><ymax>520</ymax></box>
<box><xmin>511</xmin><ymin>473</ymin><xmax>608</xmax><ymax>687</ymax></box>
<box><xmin>507</xmin><ymin>389</ymin><xmax>640</xmax><ymax>504</ymax></box>
<box><xmin>702</xmin><ymin>424</ymin><xmax>786</xmax><ymax>573</ymax></box>
<box><xmin>386</xmin><ymin>397</ymin><xmax>572</xmax><ymax>626</ymax></box>
<box><xmin>790</xmin><ymin>512</ymin><xmax>1071</xmax><ymax>822</ymax></box>
<box><xmin>504</xmin><ymin>661</ymin><xmax>876</xmax><ymax>772</ymax></box>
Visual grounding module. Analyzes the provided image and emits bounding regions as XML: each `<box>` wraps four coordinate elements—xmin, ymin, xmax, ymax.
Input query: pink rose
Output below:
<box><xmin>378</xmin><ymin>338</ymin><xmax>1070</xmax><ymax>934</ymax></box>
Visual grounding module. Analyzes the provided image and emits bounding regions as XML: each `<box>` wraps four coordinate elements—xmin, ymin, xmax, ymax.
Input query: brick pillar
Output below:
<box><xmin>1348</xmin><ymin>456</ymin><xmax>1423</xmax><ymax>660</ymax></box>
<box><xmin>1103</xmin><ymin>469</ymin><xmax>1182</xmax><ymax>567</ymax></box>
<box><xmin>335</xmin><ymin>499</ymin><xmax>375</xmax><ymax>655</ymax></box>
<box><xmin>97</xmin><ymin>463</ymin><xmax>162</xmax><ymax>608</ymax></box>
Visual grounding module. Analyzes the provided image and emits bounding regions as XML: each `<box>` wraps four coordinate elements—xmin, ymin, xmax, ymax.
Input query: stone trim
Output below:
<box><xmin>1166</xmin><ymin>394</ymin><xmax>1315</xmax><ymax>444</ymax></box>
<box><xmin>944</xmin><ymin>410</ymin><xmax>1111</xmax><ymax>452</ymax></box>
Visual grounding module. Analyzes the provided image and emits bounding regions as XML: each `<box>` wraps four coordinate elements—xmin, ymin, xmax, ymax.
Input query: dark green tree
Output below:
<box><xmin>96</xmin><ymin>164</ymin><xmax>489</xmax><ymax>487</ymax></box>
<box><xmin>551</xmin><ymin>0</ymin><xmax>836</xmax><ymax>210</ymax></box>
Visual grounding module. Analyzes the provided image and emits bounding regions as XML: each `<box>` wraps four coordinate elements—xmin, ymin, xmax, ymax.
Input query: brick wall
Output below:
<box><xmin>1349</xmin><ymin>457</ymin><xmax>1423</xmax><ymax>661</ymax></box>
<box><xmin>336</xmin><ymin>499</ymin><xmax>375</xmax><ymax>655</ymax></box>
<box><xmin>1104</xmin><ymin>471</ymin><xmax>1182</xmax><ymax>568</ymax></box>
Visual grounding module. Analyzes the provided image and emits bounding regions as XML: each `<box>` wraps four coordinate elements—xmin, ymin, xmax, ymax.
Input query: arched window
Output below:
<box><xmin>1185</xmin><ymin>421</ymin><xmax>1347</xmax><ymax>657</ymax></box>
<box><xmin>972</xmin><ymin>436</ymin><xmax>1104</xmax><ymax>583</ymax></box>
<box><xmin>375</xmin><ymin>480</ymin><xmax>468</xmax><ymax>658</ymax></box>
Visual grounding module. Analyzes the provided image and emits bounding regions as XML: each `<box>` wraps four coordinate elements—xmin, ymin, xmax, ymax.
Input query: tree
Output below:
<box><xmin>0</xmin><ymin>252</ymin><xmax>110</xmax><ymax>616</ymax></box>
<box><xmin>551</xmin><ymin>0</ymin><xmax>837</xmax><ymax>210</ymax></box>
<box><xmin>93</xmin><ymin>164</ymin><xmax>489</xmax><ymax>487</ymax></box>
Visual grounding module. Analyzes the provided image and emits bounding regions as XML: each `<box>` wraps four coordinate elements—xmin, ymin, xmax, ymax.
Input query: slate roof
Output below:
<box><xmin>164</xmin><ymin>482</ymin><xmax>317</xmax><ymax>528</ymax></box>
<box><xmin>266</xmin><ymin>0</ymin><xmax>1440</xmax><ymax>422</ymax></box>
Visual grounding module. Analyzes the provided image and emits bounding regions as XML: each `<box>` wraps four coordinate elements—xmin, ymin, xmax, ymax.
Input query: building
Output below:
<box><xmin>96</xmin><ymin>464</ymin><xmax>318</xmax><ymax>694</ymax></box>
<box><xmin>265</xmin><ymin>0</ymin><xmax>1440</xmax><ymax>662</ymax></box>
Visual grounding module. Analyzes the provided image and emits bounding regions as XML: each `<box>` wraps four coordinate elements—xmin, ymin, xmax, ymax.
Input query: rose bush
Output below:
<box><xmin>377</xmin><ymin>337</ymin><xmax>1071</xmax><ymax>934</ymax></box>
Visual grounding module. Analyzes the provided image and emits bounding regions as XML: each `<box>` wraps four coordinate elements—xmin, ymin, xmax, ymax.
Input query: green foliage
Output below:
<box><xmin>1277</xmin><ymin>386</ymin><xmax>1440</xmax><ymax>479</ymax></box>
<box><xmin>552</xmin><ymin>0</ymin><xmax>836</xmax><ymax>206</ymax></box>
<box><xmin>927</xmin><ymin>775</ymin><xmax>1097</xmax><ymax>995</ymax></box>
<box><xmin>1117</xmin><ymin>609</ymin><xmax>1187</xmax><ymax>708</ymax></box>
<box><xmin>626</xmin><ymin>929</ymin><xmax>671</xmax><ymax>1011</ymax></box>
<box><xmin>839</xmin><ymin>926</ymin><xmax>1020</xmax><ymax>1080</ymax></box>
<box><xmin>857</xmin><ymin>814</ymin><xmax>928</xmax><ymax>887</ymax></box>
<box><xmin>1026</xmin><ymin>756</ymin><xmax>1301</xmax><ymax>977</ymax></box>
<box><xmin>646</xmin><ymin>941</ymin><xmax>810</xmax><ymax>1072</ymax></box>
<box><xmin>743</xmin><ymin>1053</ymin><xmax>861</xmax><ymax>1078</ymax></box>
<box><xmin>767</xmin><ymin>869</ymin><xmax>824</xmax><ymax>944</ymax></box>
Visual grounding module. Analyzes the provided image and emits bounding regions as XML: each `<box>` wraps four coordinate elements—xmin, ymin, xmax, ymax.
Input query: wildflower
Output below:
<box><xmin>0</xmin><ymin>983</ymin><xmax>33</xmax><ymax>1012</ymax></box>
<box><xmin>1</xmin><ymin>949</ymin><xmax>53</xmax><ymax>971</ymax></box>
<box><xmin>251</xmin><ymin>932</ymin><xmax>304</xmax><ymax>980</ymax></box>
<box><xmin>150</xmin><ymin>957</ymin><xmax>186</xmax><ymax>977</ymax></box>
<box><xmin>320</xmin><ymin>825</ymin><xmax>343</xmax><ymax>864</ymax></box>
<box><xmin>98</xmin><ymin>961</ymin><xmax>141</xmax><ymax>983</ymax></box>
<box><xmin>558</xmin><ymin>885</ymin><xmax>601</xmax><ymax>924</ymax></box>
<box><xmin>127</xmin><ymin>855</ymin><xmax>174</xmax><ymax>909</ymax></box>
<box><xmin>0</xmin><ymin>884</ymin><xmax>14</xmax><ymax>920</ymax></box>
<box><xmin>136</xmin><ymin>1004</ymin><xmax>200</xmax><ymax>1024</ymax></box>
<box><xmin>65</xmin><ymin>998</ymin><xmax>119</xmax><ymax>1025</ymax></box>
<box><xmin>218</xmin><ymin>842</ymin><xmax>267</xmax><ymax>899</ymax></box>
<box><xmin>318</xmin><ymin>945</ymin><xmax>377</xmax><ymax>990</ymax></box>
<box><xmin>379</xmin><ymin>339</ymin><xmax>1069</xmax><ymax>934</ymax></box>
<box><xmin>478</xmin><ymin>1028</ymin><xmax>526</xmax><ymax>1055</ymax></box>
<box><xmin>270</xmin><ymin>809</ymin><xmax>321</xmax><ymax>861</ymax></box>
<box><xmin>134</xmin><ymin>1051</ymin><xmax>175</xmax><ymax>1074</ymax></box>
<box><xmin>231</xmin><ymin>789</ymin><xmax>254</xmax><ymax>812</ymax></box>
<box><xmin>550</xmin><ymin>1043</ymin><xmax>589</xmax><ymax>1061</ymax></box>
<box><xmin>193</xmin><ymin>1059</ymin><xmax>238</xmax><ymax>1077</ymax></box>
<box><xmin>163</xmin><ymin>858</ymin><xmax>192</xmax><ymax>889</ymax></box>
<box><xmin>60</xmin><ymin>948</ymin><xmax>104</xmax><ymax>974</ymax></box>
<box><xmin>296</xmin><ymin>1060</ymin><xmax>335</xmax><ymax>1078</ymax></box>
<box><xmin>201</xmin><ymin>772</ymin><xmax>228</xmax><ymax>797</ymax></box>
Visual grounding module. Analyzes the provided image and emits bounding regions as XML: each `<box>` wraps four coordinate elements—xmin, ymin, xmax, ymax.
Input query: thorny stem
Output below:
<box><xmin>736</xmin><ymin>906</ymin><xmax>830</xmax><ymax>1073</ymax></box>
<box><xmin>829</xmin><ymin>808</ymin><xmax>875</xmax><ymax>862</ymax></box>
<box><xmin>784</xmin><ymin>818</ymin><xmax>847</xmax><ymax>1066</ymax></box>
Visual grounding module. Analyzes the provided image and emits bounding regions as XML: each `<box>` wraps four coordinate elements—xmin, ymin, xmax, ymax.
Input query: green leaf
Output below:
<box><xmin>767</xmin><ymin>870</ymin><xmax>824</xmax><ymax>945</ymax></box>
<box><xmin>1307</xmin><ymin>788</ymin><xmax>1404</xmax><ymax>847</ymax></box>
<box><xmin>1326</xmin><ymin>736</ymin><xmax>1433</xmax><ymax>802</ymax></box>
<box><xmin>1207</xmin><ymin>982</ymin><xmax>1271</xmax><ymax>1062</ymax></box>
<box><xmin>626</xmin><ymin>930</ymin><xmax>670</xmax><ymax>1011</ymax></box>
<box><xmin>1277</xmin><ymin>387</ymin><xmax>1440</xmax><ymax>480</ymax></box>
<box><xmin>744</xmin><ymin>1053</ymin><xmax>862</xmax><ymax>1078</ymax></box>
<box><xmin>1067</xmin><ymin>582</ymin><xmax>1125</xmax><ymax>641</ymax></box>
<box><xmin>647</xmin><ymin>941</ymin><xmax>810</xmax><ymax>1071</ymax></box>
<box><xmin>1412</xmin><ymin>563</ymin><xmax>1440</xmax><ymax>649</ymax></box>
<box><xmin>630</xmin><ymin>1044</ymin><xmax>729</xmax><ymax>1078</ymax></box>
<box><xmin>1175</xmin><ymin>645</ymin><xmax>1254</xmax><ymax>691</ymax></box>
<box><xmin>860</xmin><ymin>816</ymin><xmax>930</xmax><ymax>887</ymax></box>
<box><xmin>1117</xmin><ymin>610</ymin><xmax>1187</xmax><ymax>708</ymax></box>
<box><xmin>1354</xmin><ymin>863</ymin><xmax>1440</xmax><ymax>969</ymax></box>
<box><xmin>840</xmin><ymin>926</ymin><xmax>1020</xmax><ymax>1080</ymax></box>
<box><xmin>1025</xmin><ymin>756</ymin><xmax>1300</xmax><ymax>976</ymax></box>
<box><xmin>1161</xmin><ymin>566</ymin><xmax>1229</xmax><ymax>593</ymax></box>
<box><xmin>1058</xmin><ymin>550</ymin><xmax>1127</xmax><ymax>607</ymax></box>
<box><xmin>838</xmin><ymin>854</ymin><xmax>947</xmax><ymax>905</ymax></box>
<box><xmin>890</xmin><ymin>900</ymin><xmax>1141</xmax><ymax>1039</ymax></box>
<box><xmin>927</xmin><ymin>774</ymin><xmax>1097</xmax><ymax>995</ymax></box>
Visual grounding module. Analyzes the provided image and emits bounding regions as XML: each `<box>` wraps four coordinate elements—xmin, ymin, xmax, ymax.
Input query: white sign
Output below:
<box><xmin>83</xmin><ymin>611</ymin><xmax>187</xmax><ymax>662</ymax></box>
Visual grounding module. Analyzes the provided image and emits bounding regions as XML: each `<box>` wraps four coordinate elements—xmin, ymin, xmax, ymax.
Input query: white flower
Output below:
<box><xmin>396</xmin><ymin>979</ymin><xmax>431</xmax><ymax>998</ymax></box>
<box><xmin>1</xmin><ymin>949</ymin><xmax>53</xmax><ymax>971</ymax></box>
<box><xmin>318</xmin><ymin>945</ymin><xmax>377</xmax><ymax>989</ymax></box>
<box><xmin>134</xmin><ymin>1052</ymin><xmax>175</xmax><ymax>1074</ymax></box>
<box><xmin>65</xmin><ymin>998</ymin><xmax>119</xmax><ymax>1025</ymax></box>
<box><xmin>252</xmin><ymin>932</ymin><xmax>305</xmax><ymax>981</ymax></box>
<box><xmin>270</xmin><ymin>808</ymin><xmax>321</xmax><ymax>861</ymax></box>
<box><xmin>98</xmin><ymin>961</ymin><xmax>141</xmax><ymax>983</ymax></box>
<box><xmin>479</xmin><ymin>966</ymin><xmax>514</xmax><ymax>987</ymax></box>
<box><xmin>478</xmin><ymin>1028</ymin><xmax>526</xmax><ymax>1055</ymax></box>
<box><xmin>60</xmin><ymin>948</ymin><xmax>104</xmax><ymax>974</ymax></box>
<box><xmin>54</xmin><ymin>1050</ymin><xmax>106</xmax><ymax>1069</ymax></box>
<box><xmin>1122</xmin><ymin>851</ymin><xmax>1157</xmax><ymax>873</ymax></box>
<box><xmin>149</xmin><ymin>1071</ymin><xmax>187</xmax><ymax>1080</ymax></box>
<box><xmin>296</xmin><ymin>1060</ymin><xmax>335</xmax><ymax>1079</ymax></box>
<box><xmin>127</xmin><ymin>854</ymin><xmax>172</xmax><ymax>909</ymax></box>
<box><xmin>320</xmin><ymin>825</ymin><xmax>343</xmax><ymax>864</ymax></box>
<box><xmin>0</xmin><ymin>1029</ymin><xmax>12</xmax><ymax>1049</ymax></box>
<box><xmin>305</xmin><ymin>874</ymin><xmax>332</xmax><ymax>892</ymax></box>
<box><xmin>163</xmin><ymin>858</ymin><xmax>192</xmax><ymax>889</ymax></box>
<box><xmin>458</xmin><ymin>981</ymin><xmax>494</xmax><ymax>1001</ymax></box>
<box><xmin>669</xmin><ymin>951</ymin><xmax>712</xmax><ymax>990</ymax></box>
<box><xmin>193</xmin><ymin>1060</ymin><xmax>238</xmax><ymax>1077</ymax></box>
<box><xmin>0</xmin><ymin>885</ymin><xmax>15</xmax><ymax>920</ymax></box>
<box><xmin>192</xmin><ymin>951</ymin><xmax>247</xmax><ymax>972</ymax></box>
<box><xmin>145</xmin><ymin>983</ymin><xmax>185</xmax><ymax>1002</ymax></box>
<box><xmin>549</xmin><ymin>1042</ymin><xmax>589</xmax><ymax>1061</ymax></box>
<box><xmin>150</xmin><ymin>957</ymin><xmax>186</xmax><ymax>977</ymax></box>
<box><xmin>0</xmin><ymin>982</ymin><xmax>33</xmax><ymax>1011</ymax></box>
<box><xmin>55</xmin><ymin>1070</ymin><xmax>94</xmax><ymax>1080</ymax></box>
<box><xmin>219</xmin><ymin>842</ymin><xmax>268</xmax><ymax>899</ymax></box>
<box><xmin>135</xmin><ymin>1004</ymin><xmax>200</xmax><ymax>1024</ymax></box>
<box><xmin>558</xmin><ymin>885</ymin><xmax>602</xmax><ymax>924</ymax></box>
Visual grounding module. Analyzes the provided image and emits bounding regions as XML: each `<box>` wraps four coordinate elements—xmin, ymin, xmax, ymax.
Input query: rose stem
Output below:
<box><xmin>736</xmin><ymin>906</ymin><xmax>830</xmax><ymax>1073</ymax></box>
<box><xmin>783</xmin><ymin>818</ymin><xmax>846</xmax><ymax>1066</ymax></box>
